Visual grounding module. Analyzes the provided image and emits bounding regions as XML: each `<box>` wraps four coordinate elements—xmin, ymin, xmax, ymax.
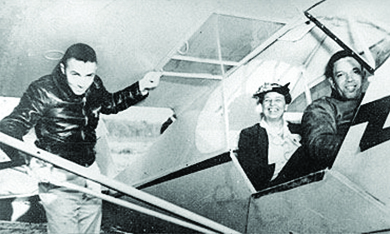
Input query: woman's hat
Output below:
<box><xmin>253</xmin><ymin>82</ymin><xmax>292</xmax><ymax>104</ymax></box>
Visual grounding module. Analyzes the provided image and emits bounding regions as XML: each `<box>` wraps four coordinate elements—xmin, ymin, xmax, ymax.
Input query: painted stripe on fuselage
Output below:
<box><xmin>137</xmin><ymin>152</ymin><xmax>232</xmax><ymax>190</ymax></box>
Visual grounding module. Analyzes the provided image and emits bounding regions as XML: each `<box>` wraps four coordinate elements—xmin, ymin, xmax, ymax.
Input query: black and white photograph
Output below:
<box><xmin>1</xmin><ymin>0</ymin><xmax>390</xmax><ymax>233</ymax></box>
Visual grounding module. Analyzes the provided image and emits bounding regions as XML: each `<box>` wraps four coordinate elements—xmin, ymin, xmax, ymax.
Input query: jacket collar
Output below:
<box><xmin>330</xmin><ymin>89</ymin><xmax>364</xmax><ymax>102</ymax></box>
<box><xmin>52</xmin><ymin>65</ymin><xmax>85</xmax><ymax>101</ymax></box>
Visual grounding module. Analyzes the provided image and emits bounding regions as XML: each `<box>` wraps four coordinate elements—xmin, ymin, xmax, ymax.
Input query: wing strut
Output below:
<box><xmin>56</xmin><ymin>181</ymin><xmax>221</xmax><ymax>234</ymax></box>
<box><xmin>304</xmin><ymin>10</ymin><xmax>375</xmax><ymax>75</ymax></box>
<box><xmin>0</xmin><ymin>132</ymin><xmax>241</xmax><ymax>234</ymax></box>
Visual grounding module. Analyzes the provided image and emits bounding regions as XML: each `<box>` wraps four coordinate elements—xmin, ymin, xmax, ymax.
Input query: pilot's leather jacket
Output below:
<box><xmin>0</xmin><ymin>66</ymin><xmax>147</xmax><ymax>166</ymax></box>
<box><xmin>272</xmin><ymin>90</ymin><xmax>362</xmax><ymax>184</ymax></box>
<box><xmin>300</xmin><ymin>89</ymin><xmax>362</xmax><ymax>168</ymax></box>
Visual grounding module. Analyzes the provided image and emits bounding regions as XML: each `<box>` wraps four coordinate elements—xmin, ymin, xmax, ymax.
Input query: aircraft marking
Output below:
<box><xmin>136</xmin><ymin>152</ymin><xmax>231</xmax><ymax>190</ymax></box>
<box><xmin>353</xmin><ymin>95</ymin><xmax>390</xmax><ymax>151</ymax></box>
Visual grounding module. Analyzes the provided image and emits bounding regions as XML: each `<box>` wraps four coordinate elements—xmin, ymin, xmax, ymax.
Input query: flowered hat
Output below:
<box><xmin>253</xmin><ymin>82</ymin><xmax>291</xmax><ymax>104</ymax></box>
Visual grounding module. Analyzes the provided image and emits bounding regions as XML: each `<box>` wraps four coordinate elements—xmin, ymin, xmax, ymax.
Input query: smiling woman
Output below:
<box><xmin>235</xmin><ymin>82</ymin><xmax>301</xmax><ymax>191</ymax></box>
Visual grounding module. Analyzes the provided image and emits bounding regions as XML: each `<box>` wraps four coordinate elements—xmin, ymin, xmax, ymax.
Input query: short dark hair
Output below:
<box><xmin>60</xmin><ymin>43</ymin><xmax>97</xmax><ymax>68</ymax></box>
<box><xmin>325</xmin><ymin>50</ymin><xmax>360</xmax><ymax>80</ymax></box>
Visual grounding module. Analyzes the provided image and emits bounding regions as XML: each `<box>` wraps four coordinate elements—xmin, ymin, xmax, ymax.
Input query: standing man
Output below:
<box><xmin>274</xmin><ymin>50</ymin><xmax>367</xmax><ymax>182</ymax></box>
<box><xmin>0</xmin><ymin>43</ymin><xmax>161</xmax><ymax>233</ymax></box>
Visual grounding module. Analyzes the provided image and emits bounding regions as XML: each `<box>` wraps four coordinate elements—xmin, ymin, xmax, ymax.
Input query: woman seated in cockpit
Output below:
<box><xmin>236</xmin><ymin>82</ymin><xmax>301</xmax><ymax>191</ymax></box>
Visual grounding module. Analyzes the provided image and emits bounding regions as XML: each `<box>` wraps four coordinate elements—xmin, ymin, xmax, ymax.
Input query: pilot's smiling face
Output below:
<box><xmin>331</xmin><ymin>57</ymin><xmax>363</xmax><ymax>100</ymax></box>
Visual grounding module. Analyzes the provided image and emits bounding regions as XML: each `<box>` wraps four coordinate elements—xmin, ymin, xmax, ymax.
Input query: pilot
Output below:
<box><xmin>274</xmin><ymin>50</ymin><xmax>366</xmax><ymax>182</ymax></box>
<box><xmin>236</xmin><ymin>82</ymin><xmax>301</xmax><ymax>191</ymax></box>
<box><xmin>0</xmin><ymin>43</ymin><xmax>161</xmax><ymax>234</ymax></box>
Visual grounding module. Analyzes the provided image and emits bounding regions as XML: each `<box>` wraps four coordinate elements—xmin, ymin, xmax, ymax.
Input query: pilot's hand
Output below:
<box><xmin>139</xmin><ymin>71</ymin><xmax>162</xmax><ymax>94</ymax></box>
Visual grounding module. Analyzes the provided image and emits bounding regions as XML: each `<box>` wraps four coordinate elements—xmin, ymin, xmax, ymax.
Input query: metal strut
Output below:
<box><xmin>0</xmin><ymin>132</ymin><xmax>241</xmax><ymax>234</ymax></box>
<box><xmin>304</xmin><ymin>10</ymin><xmax>375</xmax><ymax>75</ymax></box>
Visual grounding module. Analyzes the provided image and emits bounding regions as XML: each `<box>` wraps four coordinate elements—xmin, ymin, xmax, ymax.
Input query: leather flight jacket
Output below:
<box><xmin>0</xmin><ymin>66</ymin><xmax>147</xmax><ymax>166</ymax></box>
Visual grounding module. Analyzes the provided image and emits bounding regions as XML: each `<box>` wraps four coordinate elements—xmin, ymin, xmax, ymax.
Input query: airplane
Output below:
<box><xmin>2</xmin><ymin>0</ymin><xmax>390</xmax><ymax>233</ymax></box>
